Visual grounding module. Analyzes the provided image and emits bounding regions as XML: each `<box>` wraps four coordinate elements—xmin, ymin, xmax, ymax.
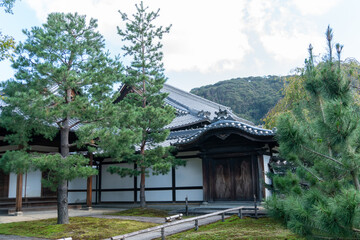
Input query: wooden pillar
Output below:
<box><xmin>134</xmin><ymin>163</ymin><xmax>137</xmax><ymax>203</ymax></box>
<box><xmin>251</xmin><ymin>155</ymin><xmax>256</xmax><ymax>200</ymax></box>
<box><xmin>202</xmin><ymin>155</ymin><xmax>210</xmax><ymax>203</ymax></box>
<box><xmin>15</xmin><ymin>173</ymin><xmax>23</xmax><ymax>214</ymax></box>
<box><xmin>86</xmin><ymin>153</ymin><xmax>93</xmax><ymax>208</ymax></box>
<box><xmin>98</xmin><ymin>162</ymin><xmax>102</xmax><ymax>203</ymax></box>
<box><xmin>172</xmin><ymin>167</ymin><xmax>176</xmax><ymax>202</ymax></box>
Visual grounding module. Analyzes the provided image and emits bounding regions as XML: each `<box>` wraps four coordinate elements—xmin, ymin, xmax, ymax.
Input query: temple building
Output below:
<box><xmin>0</xmin><ymin>84</ymin><xmax>276</xmax><ymax>210</ymax></box>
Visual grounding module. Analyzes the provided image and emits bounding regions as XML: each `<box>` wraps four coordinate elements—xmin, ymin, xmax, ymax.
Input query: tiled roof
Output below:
<box><xmin>161</xmin><ymin>84</ymin><xmax>254</xmax><ymax>130</ymax></box>
<box><xmin>173</xmin><ymin>120</ymin><xmax>275</xmax><ymax>146</ymax></box>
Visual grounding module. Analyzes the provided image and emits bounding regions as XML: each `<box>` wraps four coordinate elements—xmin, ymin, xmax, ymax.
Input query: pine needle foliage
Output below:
<box><xmin>0</xmin><ymin>12</ymin><xmax>123</xmax><ymax>224</ymax></box>
<box><xmin>266</xmin><ymin>26</ymin><xmax>360</xmax><ymax>239</ymax></box>
<box><xmin>108</xmin><ymin>1</ymin><xmax>183</xmax><ymax>208</ymax></box>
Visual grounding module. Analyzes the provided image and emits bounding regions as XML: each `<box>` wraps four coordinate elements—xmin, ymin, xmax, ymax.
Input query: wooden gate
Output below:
<box><xmin>212</xmin><ymin>156</ymin><xmax>255</xmax><ymax>201</ymax></box>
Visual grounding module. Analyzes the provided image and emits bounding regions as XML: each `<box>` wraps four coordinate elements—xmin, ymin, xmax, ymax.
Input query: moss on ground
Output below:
<box><xmin>107</xmin><ymin>207</ymin><xmax>170</xmax><ymax>218</ymax></box>
<box><xmin>0</xmin><ymin>216</ymin><xmax>157</xmax><ymax>240</ymax></box>
<box><xmin>166</xmin><ymin>216</ymin><xmax>304</xmax><ymax>240</ymax></box>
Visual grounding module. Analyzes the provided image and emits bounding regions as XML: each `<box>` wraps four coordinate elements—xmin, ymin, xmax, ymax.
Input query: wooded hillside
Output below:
<box><xmin>190</xmin><ymin>76</ymin><xmax>285</xmax><ymax>125</ymax></box>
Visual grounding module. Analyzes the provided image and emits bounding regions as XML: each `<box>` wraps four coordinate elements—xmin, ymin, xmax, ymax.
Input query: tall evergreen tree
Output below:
<box><xmin>1</xmin><ymin>12</ymin><xmax>123</xmax><ymax>224</ymax></box>
<box><xmin>111</xmin><ymin>1</ymin><xmax>181</xmax><ymax>207</ymax></box>
<box><xmin>267</xmin><ymin>26</ymin><xmax>360</xmax><ymax>238</ymax></box>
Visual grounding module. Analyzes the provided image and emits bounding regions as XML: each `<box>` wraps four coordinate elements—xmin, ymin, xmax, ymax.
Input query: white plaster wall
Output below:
<box><xmin>68</xmin><ymin>178</ymin><xmax>86</xmax><ymax>190</ymax></box>
<box><xmin>68</xmin><ymin>192</ymin><xmax>86</xmax><ymax>203</ymax></box>
<box><xmin>176</xmin><ymin>189</ymin><xmax>203</xmax><ymax>201</ymax></box>
<box><xmin>137</xmin><ymin>169</ymin><xmax>172</xmax><ymax>188</ymax></box>
<box><xmin>68</xmin><ymin>191</ymin><xmax>98</xmax><ymax>204</ymax></box>
<box><xmin>102</xmin><ymin>163</ymin><xmax>134</xmax><ymax>189</ymax></box>
<box><xmin>101</xmin><ymin>191</ymin><xmax>133</xmax><ymax>202</ymax></box>
<box><xmin>9</xmin><ymin>171</ymin><xmax>41</xmax><ymax>198</ymax></box>
<box><xmin>68</xmin><ymin>176</ymin><xmax>97</xmax><ymax>190</ymax></box>
<box><xmin>263</xmin><ymin>155</ymin><xmax>272</xmax><ymax>198</ymax></box>
<box><xmin>137</xmin><ymin>190</ymin><xmax>172</xmax><ymax>201</ymax></box>
<box><xmin>175</xmin><ymin>158</ymin><xmax>203</xmax><ymax>187</ymax></box>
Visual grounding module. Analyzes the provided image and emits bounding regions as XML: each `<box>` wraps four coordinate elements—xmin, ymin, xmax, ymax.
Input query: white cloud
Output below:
<box><xmin>24</xmin><ymin>0</ymin><xmax>252</xmax><ymax>73</ymax></box>
<box><xmin>23</xmin><ymin>0</ymin><xmax>342</xmax><ymax>78</ymax></box>
<box><xmin>292</xmin><ymin>0</ymin><xmax>341</xmax><ymax>16</ymax></box>
<box><xmin>243</xmin><ymin>0</ymin><xmax>327</xmax><ymax>62</ymax></box>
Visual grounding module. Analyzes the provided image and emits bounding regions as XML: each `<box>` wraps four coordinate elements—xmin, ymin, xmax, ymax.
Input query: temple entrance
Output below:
<box><xmin>212</xmin><ymin>156</ymin><xmax>255</xmax><ymax>201</ymax></box>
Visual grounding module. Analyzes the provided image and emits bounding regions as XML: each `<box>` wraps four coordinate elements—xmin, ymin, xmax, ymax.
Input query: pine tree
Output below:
<box><xmin>111</xmin><ymin>1</ymin><xmax>181</xmax><ymax>207</ymax></box>
<box><xmin>1</xmin><ymin>12</ymin><xmax>123</xmax><ymax>224</ymax></box>
<box><xmin>266</xmin><ymin>26</ymin><xmax>360</xmax><ymax>238</ymax></box>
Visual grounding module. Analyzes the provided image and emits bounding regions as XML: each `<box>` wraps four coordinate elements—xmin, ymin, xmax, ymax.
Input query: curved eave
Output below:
<box><xmin>165</xmin><ymin>117</ymin><xmax>210</xmax><ymax>131</ymax></box>
<box><xmin>174</xmin><ymin>120</ymin><xmax>275</xmax><ymax>147</ymax></box>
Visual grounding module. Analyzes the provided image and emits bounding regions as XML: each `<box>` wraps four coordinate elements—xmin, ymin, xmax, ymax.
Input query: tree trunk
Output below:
<box><xmin>86</xmin><ymin>153</ymin><xmax>93</xmax><ymax>208</ymax></box>
<box><xmin>58</xmin><ymin>116</ymin><xmax>70</xmax><ymax>224</ymax></box>
<box><xmin>57</xmin><ymin>180</ymin><xmax>69</xmax><ymax>224</ymax></box>
<box><xmin>140</xmin><ymin>166</ymin><xmax>146</xmax><ymax>208</ymax></box>
<box><xmin>352</xmin><ymin>171</ymin><xmax>360</xmax><ymax>191</ymax></box>
<box><xmin>15</xmin><ymin>173</ymin><xmax>23</xmax><ymax>213</ymax></box>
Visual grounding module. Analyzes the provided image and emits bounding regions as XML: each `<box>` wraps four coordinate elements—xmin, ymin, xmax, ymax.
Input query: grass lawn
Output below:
<box><xmin>166</xmin><ymin>216</ymin><xmax>304</xmax><ymax>240</ymax></box>
<box><xmin>0</xmin><ymin>216</ymin><xmax>157</xmax><ymax>240</ymax></box>
<box><xmin>106</xmin><ymin>207</ymin><xmax>170</xmax><ymax>218</ymax></box>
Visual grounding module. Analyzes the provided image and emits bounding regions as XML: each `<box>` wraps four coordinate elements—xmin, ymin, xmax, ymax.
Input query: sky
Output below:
<box><xmin>0</xmin><ymin>0</ymin><xmax>359</xmax><ymax>91</ymax></box>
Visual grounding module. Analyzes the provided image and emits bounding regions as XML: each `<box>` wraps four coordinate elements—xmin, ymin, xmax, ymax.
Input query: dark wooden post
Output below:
<box><xmin>15</xmin><ymin>173</ymin><xmax>23</xmax><ymax>215</ymax></box>
<box><xmin>86</xmin><ymin>153</ymin><xmax>93</xmax><ymax>209</ymax></box>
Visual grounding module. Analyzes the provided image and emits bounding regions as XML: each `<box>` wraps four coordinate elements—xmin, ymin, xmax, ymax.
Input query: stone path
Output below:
<box><xmin>105</xmin><ymin>215</ymin><xmax>227</xmax><ymax>240</ymax></box>
<box><xmin>0</xmin><ymin>235</ymin><xmax>48</xmax><ymax>240</ymax></box>
<box><xmin>0</xmin><ymin>208</ymin><xmax>122</xmax><ymax>224</ymax></box>
<box><xmin>96</xmin><ymin>215</ymin><xmax>165</xmax><ymax>224</ymax></box>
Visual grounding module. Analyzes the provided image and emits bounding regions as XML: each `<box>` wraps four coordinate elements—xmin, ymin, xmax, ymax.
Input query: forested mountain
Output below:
<box><xmin>190</xmin><ymin>76</ymin><xmax>286</xmax><ymax>125</ymax></box>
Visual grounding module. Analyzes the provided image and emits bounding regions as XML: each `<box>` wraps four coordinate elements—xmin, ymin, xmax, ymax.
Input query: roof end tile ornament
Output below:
<box><xmin>197</xmin><ymin>110</ymin><xmax>211</xmax><ymax>119</ymax></box>
<box><xmin>213</xmin><ymin>108</ymin><xmax>234</xmax><ymax>122</ymax></box>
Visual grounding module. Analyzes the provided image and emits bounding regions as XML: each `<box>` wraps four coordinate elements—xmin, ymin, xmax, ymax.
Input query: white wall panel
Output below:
<box><xmin>137</xmin><ymin>170</ymin><xmax>172</xmax><ymax>188</ymax></box>
<box><xmin>68</xmin><ymin>178</ymin><xmax>87</xmax><ymax>190</ymax></box>
<box><xmin>25</xmin><ymin>170</ymin><xmax>42</xmax><ymax>197</ymax></box>
<box><xmin>68</xmin><ymin>176</ymin><xmax>97</xmax><ymax>190</ymax></box>
<box><xmin>176</xmin><ymin>189</ymin><xmax>203</xmax><ymax>201</ymax></box>
<box><xmin>175</xmin><ymin>158</ymin><xmax>203</xmax><ymax>187</ymax></box>
<box><xmin>102</xmin><ymin>163</ymin><xmax>134</xmax><ymax>189</ymax></box>
<box><xmin>101</xmin><ymin>191</ymin><xmax>133</xmax><ymax>202</ymax></box>
<box><xmin>137</xmin><ymin>190</ymin><xmax>172</xmax><ymax>201</ymax></box>
<box><xmin>263</xmin><ymin>155</ymin><xmax>272</xmax><ymax>198</ymax></box>
<box><xmin>68</xmin><ymin>192</ymin><xmax>86</xmax><ymax>203</ymax></box>
<box><xmin>9</xmin><ymin>171</ymin><xmax>41</xmax><ymax>198</ymax></box>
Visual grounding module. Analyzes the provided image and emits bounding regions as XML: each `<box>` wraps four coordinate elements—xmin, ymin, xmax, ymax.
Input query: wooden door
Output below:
<box><xmin>212</xmin><ymin>156</ymin><xmax>254</xmax><ymax>201</ymax></box>
<box><xmin>213</xmin><ymin>159</ymin><xmax>232</xmax><ymax>200</ymax></box>
<box><xmin>233</xmin><ymin>157</ymin><xmax>253</xmax><ymax>200</ymax></box>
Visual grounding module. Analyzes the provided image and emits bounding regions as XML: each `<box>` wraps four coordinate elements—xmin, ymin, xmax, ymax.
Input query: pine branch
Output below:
<box><xmin>302</xmin><ymin>145</ymin><xmax>344</xmax><ymax>167</ymax></box>
<box><xmin>68</xmin><ymin>117</ymin><xmax>105</xmax><ymax>129</ymax></box>
<box><xmin>56</xmin><ymin>119</ymin><xmax>65</xmax><ymax>129</ymax></box>
<box><xmin>300</xmin><ymin>163</ymin><xmax>324</xmax><ymax>182</ymax></box>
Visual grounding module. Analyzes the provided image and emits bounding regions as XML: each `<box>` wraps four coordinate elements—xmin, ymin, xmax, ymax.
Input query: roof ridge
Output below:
<box><xmin>163</xmin><ymin>83</ymin><xmax>255</xmax><ymax>126</ymax></box>
<box><xmin>163</xmin><ymin>84</ymin><xmax>231</xmax><ymax>110</ymax></box>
